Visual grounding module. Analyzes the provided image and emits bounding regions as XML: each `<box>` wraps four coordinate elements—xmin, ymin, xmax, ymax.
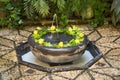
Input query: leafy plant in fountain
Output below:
<box><xmin>111</xmin><ymin>0</ymin><xmax>120</xmax><ymax>25</ymax></box>
<box><xmin>32</xmin><ymin>25</ymin><xmax>84</xmax><ymax>48</ymax></box>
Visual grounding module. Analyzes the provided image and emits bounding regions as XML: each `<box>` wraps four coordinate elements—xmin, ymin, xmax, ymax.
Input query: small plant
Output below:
<box><xmin>32</xmin><ymin>25</ymin><xmax>84</xmax><ymax>48</ymax></box>
<box><xmin>111</xmin><ymin>0</ymin><xmax>120</xmax><ymax>25</ymax></box>
<box><xmin>5</xmin><ymin>3</ymin><xmax>23</xmax><ymax>29</ymax></box>
<box><xmin>86</xmin><ymin>0</ymin><xmax>110</xmax><ymax>28</ymax></box>
<box><xmin>58</xmin><ymin>14</ymin><xmax>68</xmax><ymax>26</ymax></box>
<box><xmin>0</xmin><ymin>1</ymin><xmax>23</xmax><ymax>29</ymax></box>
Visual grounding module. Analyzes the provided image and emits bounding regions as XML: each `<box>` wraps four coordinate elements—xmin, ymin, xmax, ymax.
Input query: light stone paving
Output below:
<box><xmin>0</xmin><ymin>24</ymin><xmax>120</xmax><ymax>80</ymax></box>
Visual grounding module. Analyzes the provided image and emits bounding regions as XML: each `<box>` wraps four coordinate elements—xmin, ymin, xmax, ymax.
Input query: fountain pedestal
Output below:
<box><xmin>15</xmin><ymin>41</ymin><xmax>102</xmax><ymax>72</ymax></box>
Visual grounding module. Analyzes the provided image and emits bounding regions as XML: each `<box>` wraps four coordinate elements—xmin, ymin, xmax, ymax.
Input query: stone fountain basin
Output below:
<box><xmin>28</xmin><ymin>33</ymin><xmax>89</xmax><ymax>63</ymax></box>
<box><xmin>15</xmin><ymin>41</ymin><xmax>102</xmax><ymax>72</ymax></box>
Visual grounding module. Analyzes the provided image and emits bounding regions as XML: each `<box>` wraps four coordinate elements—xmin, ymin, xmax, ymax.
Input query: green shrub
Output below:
<box><xmin>24</xmin><ymin>0</ymin><xmax>110</xmax><ymax>27</ymax></box>
<box><xmin>0</xmin><ymin>0</ymin><xmax>9</xmax><ymax>3</ymax></box>
<box><xmin>0</xmin><ymin>0</ymin><xmax>24</xmax><ymax>29</ymax></box>
<box><xmin>0</xmin><ymin>0</ymin><xmax>111</xmax><ymax>29</ymax></box>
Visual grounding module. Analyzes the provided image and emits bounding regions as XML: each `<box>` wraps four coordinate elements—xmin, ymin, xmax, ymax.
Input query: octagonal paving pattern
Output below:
<box><xmin>0</xmin><ymin>24</ymin><xmax>120</xmax><ymax>80</ymax></box>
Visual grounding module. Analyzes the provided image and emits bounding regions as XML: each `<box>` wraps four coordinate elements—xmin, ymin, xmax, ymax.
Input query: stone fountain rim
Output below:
<box><xmin>28</xmin><ymin>34</ymin><xmax>89</xmax><ymax>52</ymax></box>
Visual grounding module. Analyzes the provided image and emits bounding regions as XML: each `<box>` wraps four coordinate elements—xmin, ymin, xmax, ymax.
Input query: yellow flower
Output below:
<box><xmin>58</xmin><ymin>42</ymin><xmax>64</xmax><ymax>48</ymax></box>
<box><xmin>72</xmin><ymin>25</ymin><xmax>77</xmax><ymax>30</ymax></box>
<box><xmin>50</xmin><ymin>25</ymin><xmax>56</xmax><ymax>31</ymax></box>
<box><xmin>80</xmin><ymin>33</ymin><xmax>84</xmax><ymax>37</ymax></box>
<box><xmin>36</xmin><ymin>27</ymin><xmax>41</xmax><ymax>30</ymax></box>
<box><xmin>68</xmin><ymin>27</ymin><xmax>72</xmax><ymax>32</ymax></box>
<box><xmin>33</xmin><ymin>30</ymin><xmax>38</xmax><ymax>35</ymax></box>
<box><xmin>75</xmin><ymin>39</ymin><xmax>80</xmax><ymax>44</ymax></box>
<box><xmin>38</xmin><ymin>39</ymin><xmax>44</xmax><ymax>45</ymax></box>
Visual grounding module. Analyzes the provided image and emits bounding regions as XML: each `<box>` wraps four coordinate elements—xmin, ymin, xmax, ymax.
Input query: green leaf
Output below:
<box><xmin>24</xmin><ymin>0</ymin><xmax>35</xmax><ymax>18</ymax></box>
<box><xmin>33</xmin><ymin>0</ymin><xmax>49</xmax><ymax>17</ymax></box>
<box><xmin>51</xmin><ymin>0</ymin><xmax>65</xmax><ymax>11</ymax></box>
<box><xmin>57</xmin><ymin>0</ymin><xmax>65</xmax><ymax>10</ymax></box>
<box><xmin>18</xmin><ymin>20</ymin><xmax>23</xmax><ymax>24</ymax></box>
<box><xmin>0</xmin><ymin>0</ymin><xmax>9</xmax><ymax>3</ymax></box>
<box><xmin>44</xmin><ymin>42</ymin><xmax>53</xmax><ymax>47</ymax></box>
<box><xmin>5</xmin><ymin>3</ymin><xmax>14</xmax><ymax>10</ymax></box>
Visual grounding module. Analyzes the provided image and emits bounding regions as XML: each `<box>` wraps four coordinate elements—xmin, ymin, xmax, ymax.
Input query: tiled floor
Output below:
<box><xmin>0</xmin><ymin>24</ymin><xmax>120</xmax><ymax>80</ymax></box>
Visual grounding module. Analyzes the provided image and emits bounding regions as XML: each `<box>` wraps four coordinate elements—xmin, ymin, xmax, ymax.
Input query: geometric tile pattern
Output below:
<box><xmin>0</xmin><ymin>24</ymin><xmax>120</xmax><ymax>80</ymax></box>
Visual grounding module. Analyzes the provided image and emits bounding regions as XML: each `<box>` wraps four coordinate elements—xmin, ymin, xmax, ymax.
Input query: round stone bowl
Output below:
<box><xmin>28</xmin><ymin>33</ymin><xmax>89</xmax><ymax>63</ymax></box>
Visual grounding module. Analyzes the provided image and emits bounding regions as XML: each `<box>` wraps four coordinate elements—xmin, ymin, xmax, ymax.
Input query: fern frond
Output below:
<box><xmin>33</xmin><ymin>0</ymin><xmax>49</xmax><ymax>17</ymax></box>
<box><xmin>57</xmin><ymin>0</ymin><xmax>65</xmax><ymax>10</ymax></box>
<box><xmin>51</xmin><ymin>0</ymin><xmax>65</xmax><ymax>11</ymax></box>
<box><xmin>24</xmin><ymin>0</ymin><xmax>35</xmax><ymax>18</ymax></box>
<box><xmin>71</xmin><ymin>0</ymin><xmax>81</xmax><ymax>12</ymax></box>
